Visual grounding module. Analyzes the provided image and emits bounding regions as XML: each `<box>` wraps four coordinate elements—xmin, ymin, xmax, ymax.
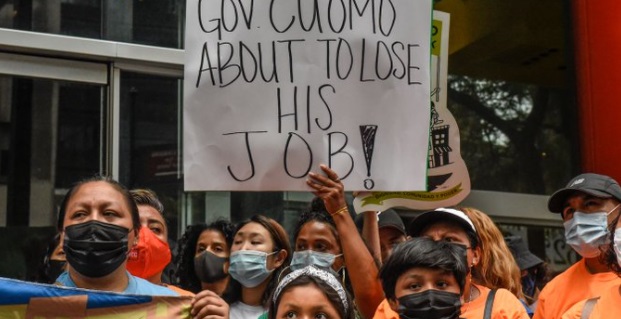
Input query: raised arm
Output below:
<box><xmin>307</xmin><ymin>164</ymin><xmax>384</xmax><ymax>318</ymax></box>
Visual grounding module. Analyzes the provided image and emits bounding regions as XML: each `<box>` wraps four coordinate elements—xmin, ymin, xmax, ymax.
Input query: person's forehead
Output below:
<box><xmin>138</xmin><ymin>205</ymin><xmax>166</xmax><ymax>225</ymax></box>
<box><xmin>420</xmin><ymin>220</ymin><xmax>468</xmax><ymax>235</ymax></box>
<box><xmin>237</xmin><ymin>222</ymin><xmax>270</xmax><ymax>237</ymax></box>
<box><xmin>379</xmin><ymin>226</ymin><xmax>406</xmax><ymax>239</ymax></box>
<box><xmin>70</xmin><ymin>181</ymin><xmax>124</xmax><ymax>203</ymax></box>
<box><xmin>198</xmin><ymin>229</ymin><xmax>227</xmax><ymax>245</ymax></box>
<box><xmin>298</xmin><ymin>221</ymin><xmax>337</xmax><ymax>239</ymax></box>
<box><xmin>563</xmin><ymin>191</ymin><xmax>609</xmax><ymax>206</ymax></box>
<box><xmin>398</xmin><ymin>267</ymin><xmax>453</xmax><ymax>280</ymax></box>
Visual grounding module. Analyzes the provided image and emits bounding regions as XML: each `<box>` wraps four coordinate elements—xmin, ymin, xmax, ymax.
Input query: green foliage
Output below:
<box><xmin>447</xmin><ymin>75</ymin><xmax>577</xmax><ymax>194</ymax></box>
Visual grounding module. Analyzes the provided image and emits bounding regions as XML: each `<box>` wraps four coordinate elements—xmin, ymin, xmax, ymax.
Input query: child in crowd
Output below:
<box><xmin>268</xmin><ymin>265</ymin><xmax>356</xmax><ymax>319</ymax></box>
<box><xmin>378</xmin><ymin>237</ymin><xmax>467</xmax><ymax>319</ymax></box>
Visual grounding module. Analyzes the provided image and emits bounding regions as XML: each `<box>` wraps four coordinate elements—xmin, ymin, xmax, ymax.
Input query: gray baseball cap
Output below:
<box><xmin>548</xmin><ymin>173</ymin><xmax>621</xmax><ymax>213</ymax></box>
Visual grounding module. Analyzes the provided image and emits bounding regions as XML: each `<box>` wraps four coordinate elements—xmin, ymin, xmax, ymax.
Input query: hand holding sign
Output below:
<box><xmin>307</xmin><ymin>164</ymin><xmax>348</xmax><ymax>215</ymax></box>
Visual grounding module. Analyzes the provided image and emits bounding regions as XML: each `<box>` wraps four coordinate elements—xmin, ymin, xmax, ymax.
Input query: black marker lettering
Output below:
<box><xmin>317</xmin><ymin>39</ymin><xmax>336</xmax><ymax>79</ymax></box>
<box><xmin>239</xmin><ymin>41</ymin><xmax>258</xmax><ymax>82</ymax></box>
<box><xmin>270</xmin><ymin>0</ymin><xmax>294</xmax><ymax>33</ymax></box>
<box><xmin>328</xmin><ymin>0</ymin><xmax>347</xmax><ymax>33</ymax></box>
<box><xmin>283</xmin><ymin>132</ymin><xmax>313</xmax><ymax>178</ymax></box>
<box><xmin>349</xmin><ymin>0</ymin><xmax>375</xmax><ymax>34</ymax></box>
<box><xmin>259</xmin><ymin>41</ymin><xmax>279</xmax><ymax>83</ymax></box>
<box><xmin>277</xmin><ymin>86</ymin><xmax>299</xmax><ymax>133</ymax></box>
<box><xmin>375</xmin><ymin>40</ymin><xmax>392</xmax><ymax>80</ymax></box>
<box><xmin>196</xmin><ymin>42</ymin><xmax>217</xmax><ymax>87</ymax></box>
<box><xmin>237</xmin><ymin>0</ymin><xmax>254</xmax><ymax>29</ymax></box>
<box><xmin>221</xmin><ymin>0</ymin><xmax>239</xmax><ymax>32</ymax></box>
<box><xmin>198</xmin><ymin>0</ymin><xmax>222</xmax><ymax>40</ymax></box>
<box><xmin>407</xmin><ymin>44</ymin><xmax>422</xmax><ymax>85</ymax></box>
<box><xmin>316</xmin><ymin>84</ymin><xmax>335</xmax><ymax>131</ymax></box>
<box><xmin>223</xmin><ymin>131</ymin><xmax>268</xmax><ymax>181</ymax></box>
<box><xmin>277</xmin><ymin>39</ymin><xmax>305</xmax><ymax>83</ymax></box>
<box><xmin>218</xmin><ymin>42</ymin><xmax>241</xmax><ymax>87</ymax></box>
<box><xmin>328</xmin><ymin>132</ymin><xmax>354</xmax><ymax>180</ymax></box>
<box><xmin>336</xmin><ymin>38</ymin><xmax>353</xmax><ymax>80</ymax></box>
<box><xmin>391</xmin><ymin>41</ymin><xmax>406</xmax><ymax>79</ymax></box>
<box><xmin>298</xmin><ymin>0</ymin><xmax>323</xmax><ymax>33</ymax></box>
<box><xmin>378</xmin><ymin>0</ymin><xmax>396</xmax><ymax>36</ymax></box>
<box><xmin>359</xmin><ymin>38</ymin><xmax>374</xmax><ymax>82</ymax></box>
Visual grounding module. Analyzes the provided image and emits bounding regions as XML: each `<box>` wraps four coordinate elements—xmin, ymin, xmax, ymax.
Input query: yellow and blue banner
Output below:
<box><xmin>0</xmin><ymin>277</ymin><xmax>192</xmax><ymax>318</ymax></box>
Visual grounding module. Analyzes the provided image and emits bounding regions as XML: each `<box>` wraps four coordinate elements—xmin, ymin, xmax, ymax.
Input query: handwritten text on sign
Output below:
<box><xmin>184</xmin><ymin>0</ymin><xmax>432</xmax><ymax>191</ymax></box>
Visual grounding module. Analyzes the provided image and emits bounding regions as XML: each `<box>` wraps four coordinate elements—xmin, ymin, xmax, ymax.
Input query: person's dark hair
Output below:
<box><xmin>56</xmin><ymin>175</ymin><xmax>139</xmax><ymax>235</ymax></box>
<box><xmin>268</xmin><ymin>273</ymin><xmax>356</xmax><ymax>319</ymax></box>
<box><xmin>173</xmin><ymin>220</ymin><xmax>235</xmax><ymax>293</ymax></box>
<box><xmin>293</xmin><ymin>197</ymin><xmax>339</xmax><ymax>244</ymax></box>
<box><xmin>225</xmin><ymin>215</ymin><xmax>292</xmax><ymax>307</ymax></box>
<box><xmin>379</xmin><ymin>237</ymin><xmax>468</xmax><ymax>301</ymax></box>
<box><xmin>603</xmin><ymin>213</ymin><xmax>621</xmax><ymax>276</ymax></box>
<box><xmin>130</xmin><ymin>188</ymin><xmax>165</xmax><ymax>215</ymax></box>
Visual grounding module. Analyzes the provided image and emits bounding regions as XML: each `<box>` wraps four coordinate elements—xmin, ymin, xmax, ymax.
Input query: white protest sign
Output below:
<box><xmin>354</xmin><ymin>11</ymin><xmax>472</xmax><ymax>211</ymax></box>
<box><xmin>184</xmin><ymin>0</ymin><xmax>432</xmax><ymax>191</ymax></box>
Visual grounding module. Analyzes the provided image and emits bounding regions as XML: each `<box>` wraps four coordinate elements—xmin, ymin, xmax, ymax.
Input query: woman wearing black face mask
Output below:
<box><xmin>54</xmin><ymin>176</ymin><xmax>178</xmax><ymax>295</ymax></box>
<box><xmin>36</xmin><ymin>233</ymin><xmax>66</xmax><ymax>284</ymax></box>
<box><xmin>378</xmin><ymin>237</ymin><xmax>468</xmax><ymax>319</ymax></box>
<box><xmin>174</xmin><ymin>220</ymin><xmax>235</xmax><ymax>296</ymax></box>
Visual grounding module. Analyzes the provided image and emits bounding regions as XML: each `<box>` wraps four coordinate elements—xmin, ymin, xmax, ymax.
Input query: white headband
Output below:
<box><xmin>273</xmin><ymin>266</ymin><xmax>348</xmax><ymax>311</ymax></box>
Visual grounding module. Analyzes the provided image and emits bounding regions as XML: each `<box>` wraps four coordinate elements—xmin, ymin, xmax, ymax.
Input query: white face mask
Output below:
<box><xmin>563</xmin><ymin>204</ymin><xmax>620</xmax><ymax>258</ymax></box>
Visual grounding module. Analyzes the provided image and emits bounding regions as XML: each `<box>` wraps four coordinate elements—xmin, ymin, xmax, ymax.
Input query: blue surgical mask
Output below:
<box><xmin>290</xmin><ymin>250</ymin><xmax>342</xmax><ymax>271</ymax></box>
<box><xmin>564</xmin><ymin>204</ymin><xmax>619</xmax><ymax>258</ymax></box>
<box><xmin>228</xmin><ymin>250</ymin><xmax>276</xmax><ymax>288</ymax></box>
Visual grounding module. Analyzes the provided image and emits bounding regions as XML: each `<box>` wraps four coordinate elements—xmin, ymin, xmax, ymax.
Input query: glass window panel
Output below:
<box><xmin>0</xmin><ymin>0</ymin><xmax>184</xmax><ymax>48</ymax></box>
<box><xmin>119</xmin><ymin>72</ymin><xmax>183</xmax><ymax>239</ymax></box>
<box><xmin>0</xmin><ymin>74</ymin><xmax>105</xmax><ymax>280</ymax></box>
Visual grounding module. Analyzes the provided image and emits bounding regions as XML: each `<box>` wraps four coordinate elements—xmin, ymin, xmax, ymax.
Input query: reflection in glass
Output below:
<box><xmin>1</xmin><ymin>0</ymin><xmax>184</xmax><ymax>48</ymax></box>
<box><xmin>0</xmin><ymin>75</ymin><xmax>105</xmax><ymax>227</ymax></box>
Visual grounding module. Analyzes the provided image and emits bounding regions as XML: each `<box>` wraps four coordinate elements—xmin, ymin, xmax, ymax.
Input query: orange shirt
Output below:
<box><xmin>560</xmin><ymin>284</ymin><xmax>621</xmax><ymax>319</ymax></box>
<box><xmin>373</xmin><ymin>284</ymin><xmax>529</xmax><ymax>319</ymax></box>
<box><xmin>533</xmin><ymin>259</ymin><xmax>621</xmax><ymax>319</ymax></box>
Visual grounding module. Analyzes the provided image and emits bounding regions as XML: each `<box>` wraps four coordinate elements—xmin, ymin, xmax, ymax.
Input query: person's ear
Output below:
<box><xmin>472</xmin><ymin>247</ymin><xmax>481</xmax><ymax>267</ymax></box>
<box><xmin>273</xmin><ymin>249</ymin><xmax>288</xmax><ymax>269</ymax></box>
<box><xmin>387</xmin><ymin>298</ymin><xmax>399</xmax><ymax>312</ymax></box>
<box><xmin>223</xmin><ymin>259</ymin><xmax>230</xmax><ymax>275</ymax></box>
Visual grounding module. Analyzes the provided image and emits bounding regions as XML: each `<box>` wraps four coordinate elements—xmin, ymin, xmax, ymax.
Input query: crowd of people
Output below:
<box><xmin>37</xmin><ymin>166</ymin><xmax>621</xmax><ymax>319</ymax></box>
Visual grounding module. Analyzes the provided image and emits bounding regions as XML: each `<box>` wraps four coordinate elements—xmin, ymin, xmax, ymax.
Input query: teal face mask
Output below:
<box><xmin>228</xmin><ymin>250</ymin><xmax>276</xmax><ymax>288</ymax></box>
<box><xmin>290</xmin><ymin>250</ymin><xmax>342</xmax><ymax>271</ymax></box>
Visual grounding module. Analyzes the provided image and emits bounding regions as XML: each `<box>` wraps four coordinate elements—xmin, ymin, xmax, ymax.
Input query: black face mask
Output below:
<box><xmin>194</xmin><ymin>250</ymin><xmax>228</xmax><ymax>283</ymax></box>
<box><xmin>45</xmin><ymin>260</ymin><xmax>66</xmax><ymax>282</ymax></box>
<box><xmin>63</xmin><ymin>220</ymin><xmax>130</xmax><ymax>278</ymax></box>
<box><xmin>397</xmin><ymin>290</ymin><xmax>462</xmax><ymax>319</ymax></box>
<box><xmin>521</xmin><ymin>272</ymin><xmax>537</xmax><ymax>298</ymax></box>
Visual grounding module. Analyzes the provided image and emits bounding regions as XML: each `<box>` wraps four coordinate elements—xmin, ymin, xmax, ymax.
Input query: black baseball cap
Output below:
<box><xmin>378</xmin><ymin>209</ymin><xmax>407</xmax><ymax>236</ymax></box>
<box><xmin>354</xmin><ymin>209</ymin><xmax>406</xmax><ymax>236</ymax></box>
<box><xmin>548</xmin><ymin>173</ymin><xmax>621</xmax><ymax>213</ymax></box>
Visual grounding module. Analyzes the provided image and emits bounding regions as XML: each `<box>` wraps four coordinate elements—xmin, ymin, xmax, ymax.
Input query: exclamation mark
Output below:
<box><xmin>360</xmin><ymin>125</ymin><xmax>378</xmax><ymax>190</ymax></box>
